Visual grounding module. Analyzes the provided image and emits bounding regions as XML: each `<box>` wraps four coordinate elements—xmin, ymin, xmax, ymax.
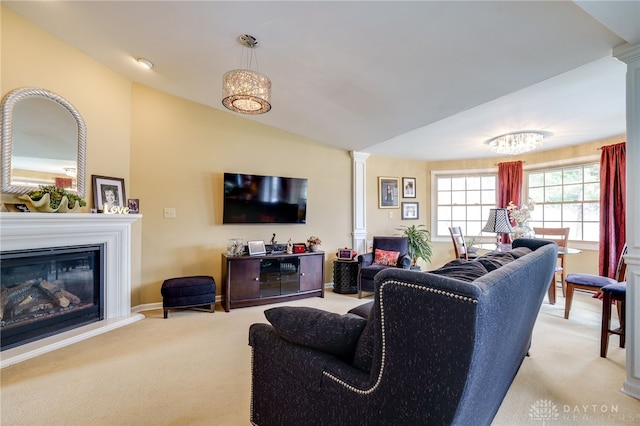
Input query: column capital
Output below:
<box><xmin>614</xmin><ymin>43</ymin><xmax>640</xmax><ymax>64</ymax></box>
<box><xmin>350</xmin><ymin>151</ymin><xmax>370</xmax><ymax>162</ymax></box>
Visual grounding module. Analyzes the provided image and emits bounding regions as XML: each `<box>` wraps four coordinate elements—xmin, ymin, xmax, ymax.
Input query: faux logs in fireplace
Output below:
<box><xmin>0</xmin><ymin>244</ymin><xmax>104</xmax><ymax>350</ymax></box>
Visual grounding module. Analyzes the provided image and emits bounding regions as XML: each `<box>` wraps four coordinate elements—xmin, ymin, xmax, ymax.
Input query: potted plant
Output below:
<box><xmin>19</xmin><ymin>185</ymin><xmax>86</xmax><ymax>213</ymax></box>
<box><xmin>397</xmin><ymin>224</ymin><xmax>433</xmax><ymax>270</ymax></box>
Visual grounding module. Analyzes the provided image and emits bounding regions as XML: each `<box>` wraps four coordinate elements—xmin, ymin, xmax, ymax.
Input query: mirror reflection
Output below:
<box><xmin>1</xmin><ymin>87</ymin><xmax>86</xmax><ymax>198</ymax></box>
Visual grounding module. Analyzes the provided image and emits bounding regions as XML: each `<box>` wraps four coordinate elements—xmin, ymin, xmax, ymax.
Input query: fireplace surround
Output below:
<box><xmin>0</xmin><ymin>212</ymin><xmax>143</xmax><ymax>367</ymax></box>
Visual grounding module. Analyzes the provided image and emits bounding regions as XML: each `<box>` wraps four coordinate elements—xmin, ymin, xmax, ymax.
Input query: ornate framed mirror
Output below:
<box><xmin>1</xmin><ymin>87</ymin><xmax>86</xmax><ymax>198</ymax></box>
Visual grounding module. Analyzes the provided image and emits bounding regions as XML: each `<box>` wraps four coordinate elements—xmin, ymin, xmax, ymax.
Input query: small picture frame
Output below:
<box><xmin>402</xmin><ymin>177</ymin><xmax>416</xmax><ymax>198</ymax></box>
<box><xmin>401</xmin><ymin>202</ymin><xmax>419</xmax><ymax>220</ymax></box>
<box><xmin>92</xmin><ymin>175</ymin><xmax>126</xmax><ymax>212</ymax></box>
<box><xmin>247</xmin><ymin>240</ymin><xmax>267</xmax><ymax>256</ymax></box>
<box><xmin>337</xmin><ymin>249</ymin><xmax>355</xmax><ymax>260</ymax></box>
<box><xmin>378</xmin><ymin>177</ymin><xmax>399</xmax><ymax>209</ymax></box>
<box><xmin>128</xmin><ymin>199</ymin><xmax>140</xmax><ymax>214</ymax></box>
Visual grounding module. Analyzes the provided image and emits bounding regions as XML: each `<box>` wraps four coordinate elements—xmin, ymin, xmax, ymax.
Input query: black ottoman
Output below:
<box><xmin>161</xmin><ymin>275</ymin><xmax>216</xmax><ymax>318</ymax></box>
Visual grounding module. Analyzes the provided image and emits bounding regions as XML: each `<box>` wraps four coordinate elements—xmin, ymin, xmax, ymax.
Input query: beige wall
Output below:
<box><xmin>1</xmin><ymin>5</ymin><xmax>624</xmax><ymax>306</ymax></box>
<box><xmin>1</xmin><ymin>7</ymin><xmax>132</xmax><ymax>187</ymax></box>
<box><xmin>2</xmin><ymin>7</ymin><xmax>353</xmax><ymax>305</ymax></box>
<box><xmin>129</xmin><ymin>85</ymin><xmax>352</xmax><ymax>304</ymax></box>
<box><xmin>364</xmin><ymin>155</ymin><xmax>431</xmax><ymax>269</ymax></box>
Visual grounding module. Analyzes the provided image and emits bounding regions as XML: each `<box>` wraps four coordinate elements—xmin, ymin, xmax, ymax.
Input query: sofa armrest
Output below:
<box><xmin>358</xmin><ymin>252</ymin><xmax>374</xmax><ymax>267</ymax></box>
<box><xmin>398</xmin><ymin>254</ymin><xmax>411</xmax><ymax>269</ymax></box>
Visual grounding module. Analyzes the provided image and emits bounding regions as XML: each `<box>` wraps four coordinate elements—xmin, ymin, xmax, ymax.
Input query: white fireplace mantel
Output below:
<box><xmin>0</xmin><ymin>212</ymin><xmax>143</xmax><ymax>368</ymax></box>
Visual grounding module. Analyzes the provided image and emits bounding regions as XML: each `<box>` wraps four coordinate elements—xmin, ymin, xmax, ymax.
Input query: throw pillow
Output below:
<box><xmin>475</xmin><ymin>252</ymin><xmax>515</xmax><ymax>272</ymax></box>
<box><xmin>428</xmin><ymin>259</ymin><xmax>489</xmax><ymax>282</ymax></box>
<box><xmin>348</xmin><ymin>301</ymin><xmax>374</xmax><ymax>319</ymax></box>
<box><xmin>508</xmin><ymin>247</ymin><xmax>532</xmax><ymax>259</ymax></box>
<box><xmin>373</xmin><ymin>249</ymin><xmax>400</xmax><ymax>266</ymax></box>
<box><xmin>264</xmin><ymin>306</ymin><xmax>367</xmax><ymax>357</ymax></box>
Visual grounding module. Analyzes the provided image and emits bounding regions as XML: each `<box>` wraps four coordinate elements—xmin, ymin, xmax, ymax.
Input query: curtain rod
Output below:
<box><xmin>494</xmin><ymin>161</ymin><xmax>526</xmax><ymax>166</ymax></box>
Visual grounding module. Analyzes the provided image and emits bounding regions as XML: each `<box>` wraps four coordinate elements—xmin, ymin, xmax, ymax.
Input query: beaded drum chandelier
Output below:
<box><xmin>222</xmin><ymin>34</ymin><xmax>271</xmax><ymax>115</ymax></box>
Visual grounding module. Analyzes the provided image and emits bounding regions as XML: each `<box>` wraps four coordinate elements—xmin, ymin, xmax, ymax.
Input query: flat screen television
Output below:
<box><xmin>223</xmin><ymin>173</ymin><xmax>308</xmax><ymax>224</ymax></box>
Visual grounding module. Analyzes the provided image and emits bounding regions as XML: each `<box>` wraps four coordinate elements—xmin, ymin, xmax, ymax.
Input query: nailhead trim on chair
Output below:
<box><xmin>323</xmin><ymin>279</ymin><xmax>478</xmax><ymax>394</ymax></box>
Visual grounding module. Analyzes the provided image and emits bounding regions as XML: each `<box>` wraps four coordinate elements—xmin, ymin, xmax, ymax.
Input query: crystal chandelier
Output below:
<box><xmin>486</xmin><ymin>131</ymin><xmax>545</xmax><ymax>155</ymax></box>
<box><xmin>222</xmin><ymin>34</ymin><xmax>271</xmax><ymax>115</ymax></box>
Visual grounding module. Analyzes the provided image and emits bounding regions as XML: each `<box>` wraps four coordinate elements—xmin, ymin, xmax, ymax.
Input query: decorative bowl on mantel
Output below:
<box><xmin>18</xmin><ymin>193</ymin><xmax>83</xmax><ymax>213</ymax></box>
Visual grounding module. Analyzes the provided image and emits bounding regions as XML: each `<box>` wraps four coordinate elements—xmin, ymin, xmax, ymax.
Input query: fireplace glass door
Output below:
<box><xmin>1</xmin><ymin>244</ymin><xmax>104</xmax><ymax>350</ymax></box>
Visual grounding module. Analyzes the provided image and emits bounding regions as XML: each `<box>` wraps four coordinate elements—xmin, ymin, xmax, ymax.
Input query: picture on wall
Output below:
<box><xmin>92</xmin><ymin>175</ymin><xmax>126</xmax><ymax>212</ymax></box>
<box><xmin>378</xmin><ymin>177</ymin><xmax>399</xmax><ymax>208</ymax></box>
<box><xmin>401</xmin><ymin>202</ymin><xmax>419</xmax><ymax>220</ymax></box>
<box><xmin>402</xmin><ymin>177</ymin><xmax>416</xmax><ymax>198</ymax></box>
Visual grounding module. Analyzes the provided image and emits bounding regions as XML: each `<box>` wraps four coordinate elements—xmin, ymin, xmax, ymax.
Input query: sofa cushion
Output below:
<box><xmin>264</xmin><ymin>307</ymin><xmax>367</xmax><ymax>357</ymax></box>
<box><xmin>508</xmin><ymin>247</ymin><xmax>532</xmax><ymax>259</ymax></box>
<box><xmin>428</xmin><ymin>259</ymin><xmax>489</xmax><ymax>282</ymax></box>
<box><xmin>373</xmin><ymin>249</ymin><xmax>400</xmax><ymax>266</ymax></box>
<box><xmin>352</xmin><ymin>316</ymin><xmax>375</xmax><ymax>372</ymax></box>
<box><xmin>359</xmin><ymin>264</ymin><xmax>389</xmax><ymax>280</ymax></box>
<box><xmin>475</xmin><ymin>252</ymin><xmax>515</xmax><ymax>272</ymax></box>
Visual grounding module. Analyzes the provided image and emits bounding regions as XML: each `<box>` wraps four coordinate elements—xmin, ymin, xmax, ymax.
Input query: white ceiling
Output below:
<box><xmin>4</xmin><ymin>1</ymin><xmax>639</xmax><ymax>161</ymax></box>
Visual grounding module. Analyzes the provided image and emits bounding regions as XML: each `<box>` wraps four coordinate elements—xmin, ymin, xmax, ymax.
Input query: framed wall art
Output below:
<box><xmin>378</xmin><ymin>177</ymin><xmax>399</xmax><ymax>208</ymax></box>
<box><xmin>402</xmin><ymin>177</ymin><xmax>416</xmax><ymax>198</ymax></box>
<box><xmin>92</xmin><ymin>175</ymin><xmax>126</xmax><ymax>212</ymax></box>
<box><xmin>401</xmin><ymin>202</ymin><xmax>419</xmax><ymax>220</ymax></box>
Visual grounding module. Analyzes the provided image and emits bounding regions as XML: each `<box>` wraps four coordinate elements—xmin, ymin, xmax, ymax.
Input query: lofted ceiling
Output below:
<box><xmin>4</xmin><ymin>1</ymin><xmax>639</xmax><ymax>161</ymax></box>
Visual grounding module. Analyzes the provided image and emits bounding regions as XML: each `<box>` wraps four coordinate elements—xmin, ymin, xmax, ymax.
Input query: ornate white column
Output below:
<box><xmin>351</xmin><ymin>151</ymin><xmax>369</xmax><ymax>255</ymax></box>
<box><xmin>614</xmin><ymin>42</ymin><xmax>640</xmax><ymax>400</ymax></box>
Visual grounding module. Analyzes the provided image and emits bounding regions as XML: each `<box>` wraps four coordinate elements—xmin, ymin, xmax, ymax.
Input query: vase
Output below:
<box><xmin>511</xmin><ymin>221</ymin><xmax>535</xmax><ymax>240</ymax></box>
<box><xmin>227</xmin><ymin>238</ymin><xmax>244</xmax><ymax>256</ymax></box>
<box><xmin>309</xmin><ymin>244</ymin><xmax>318</xmax><ymax>252</ymax></box>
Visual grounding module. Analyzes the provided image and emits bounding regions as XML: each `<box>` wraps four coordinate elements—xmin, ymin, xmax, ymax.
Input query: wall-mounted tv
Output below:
<box><xmin>223</xmin><ymin>173</ymin><xmax>308</xmax><ymax>224</ymax></box>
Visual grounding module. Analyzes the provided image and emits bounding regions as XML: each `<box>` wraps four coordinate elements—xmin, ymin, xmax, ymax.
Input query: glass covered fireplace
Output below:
<box><xmin>1</xmin><ymin>244</ymin><xmax>104</xmax><ymax>351</ymax></box>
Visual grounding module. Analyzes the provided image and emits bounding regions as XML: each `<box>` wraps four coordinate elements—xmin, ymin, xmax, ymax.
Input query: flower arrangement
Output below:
<box><xmin>307</xmin><ymin>236</ymin><xmax>322</xmax><ymax>246</ymax></box>
<box><xmin>507</xmin><ymin>198</ymin><xmax>535</xmax><ymax>224</ymax></box>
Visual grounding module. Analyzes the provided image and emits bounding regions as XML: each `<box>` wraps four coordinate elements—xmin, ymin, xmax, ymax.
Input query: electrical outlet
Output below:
<box><xmin>388</xmin><ymin>211</ymin><xmax>393</xmax><ymax>218</ymax></box>
<box><xmin>163</xmin><ymin>208</ymin><xmax>176</xmax><ymax>219</ymax></box>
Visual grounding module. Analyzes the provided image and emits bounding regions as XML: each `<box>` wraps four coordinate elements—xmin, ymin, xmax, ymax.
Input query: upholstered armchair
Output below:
<box><xmin>356</xmin><ymin>236</ymin><xmax>410</xmax><ymax>298</ymax></box>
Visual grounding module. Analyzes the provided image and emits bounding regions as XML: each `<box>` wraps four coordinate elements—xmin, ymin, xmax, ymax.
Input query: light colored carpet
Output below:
<box><xmin>1</xmin><ymin>288</ymin><xmax>638</xmax><ymax>425</ymax></box>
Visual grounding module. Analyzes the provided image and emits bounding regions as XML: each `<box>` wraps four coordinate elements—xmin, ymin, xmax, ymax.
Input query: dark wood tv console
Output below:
<box><xmin>221</xmin><ymin>251</ymin><xmax>325</xmax><ymax>312</ymax></box>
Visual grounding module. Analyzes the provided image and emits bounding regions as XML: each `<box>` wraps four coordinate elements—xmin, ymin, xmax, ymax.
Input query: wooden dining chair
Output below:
<box><xmin>448</xmin><ymin>227</ymin><xmax>477</xmax><ymax>260</ymax></box>
<box><xmin>600</xmin><ymin>281</ymin><xmax>626</xmax><ymax>358</ymax></box>
<box><xmin>533</xmin><ymin>227</ymin><xmax>570</xmax><ymax>305</ymax></box>
<box><xmin>564</xmin><ymin>244</ymin><xmax>627</xmax><ymax>320</ymax></box>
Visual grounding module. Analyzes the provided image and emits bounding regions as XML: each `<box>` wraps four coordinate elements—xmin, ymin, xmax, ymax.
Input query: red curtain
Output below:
<box><xmin>497</xmin><ymin>161</ymin><xmax>523</xmax><ymax>242</ymax></box>
<box><xmin>599</xmin><ymin>142</ymin><xmax>626</xmax><ymax>278</ymax></box>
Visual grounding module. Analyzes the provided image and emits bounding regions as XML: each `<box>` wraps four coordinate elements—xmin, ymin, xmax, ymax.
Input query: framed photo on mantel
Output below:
<box><xmin>92</xmin><ymin>175</ymin><xmax>126</xmax><ymax>212</ymax></box>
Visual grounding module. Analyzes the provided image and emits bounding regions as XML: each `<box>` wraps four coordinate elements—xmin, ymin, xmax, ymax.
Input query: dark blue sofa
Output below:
<box><xmin>248</xmin><ymin>239</ymin><xmax>557</xmax><ymax>425</ymax></box>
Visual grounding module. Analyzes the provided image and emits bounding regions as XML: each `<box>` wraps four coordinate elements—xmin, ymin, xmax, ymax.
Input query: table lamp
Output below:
<box><xmin>482</xmin><ymin>208</ymin><xmax>514</xmax><ymax>250</ymax></box>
